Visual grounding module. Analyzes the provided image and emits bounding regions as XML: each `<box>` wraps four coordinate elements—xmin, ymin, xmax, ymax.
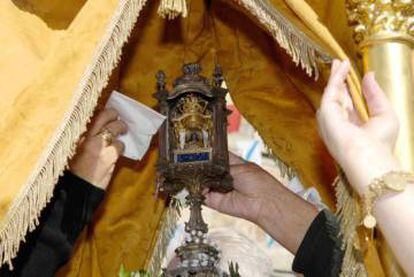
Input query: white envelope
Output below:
<box><xmin>106</xmin><ymin>90</ymin><xmax>166</xmax><ymax>160</ymax></box>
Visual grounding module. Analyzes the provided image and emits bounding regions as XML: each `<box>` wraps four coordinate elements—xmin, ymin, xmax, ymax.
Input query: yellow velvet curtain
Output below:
<box><xmin>0</xmin><ymin>0</ymin><xmax>385</xmax><ymax>275</ymax></box>
<box><xmin>0</xmin><ymin>0</ymin><xmax>159</xmax><ymax>271</ymax></box>
<box><xmin>61</xmin><ymin>0</ymin><xmax>349</xmax><ymax>274</ymax></box>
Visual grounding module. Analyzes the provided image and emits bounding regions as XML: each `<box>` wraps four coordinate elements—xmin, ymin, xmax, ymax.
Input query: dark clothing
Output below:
<box><xmin>1</xmin><ymin>173</ymin><xmax>343</xmax><ymax>277</ymax></box>
<box><xmin>0</xmin><ymin>172</ymin><xmax>104</xmax><ymax>277</ymax></box>
<box><xmin>293</xmin><ymin>209</ymin><xmax>344</xmax><ymax>277</ymax></box>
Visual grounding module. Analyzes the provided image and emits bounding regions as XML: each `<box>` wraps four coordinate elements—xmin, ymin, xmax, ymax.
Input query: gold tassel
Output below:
<box><xmin>233</xmin><ymin>0</ymin><xmax>330</xmax><ymax>79</ymax></box>
<box><xmin>334</xmin><ymin>173</ymin><xmax>367</xmax><ymax>277</ymax></box>
<box><xmin>157</xmin><ymin>0</ymin><xmax>188</xmax><ymax>20</ymax></box>
<box><xmin>146</xmin><ymin>207</ymin><xmax>180</xmax><ymax>275</ymax></box>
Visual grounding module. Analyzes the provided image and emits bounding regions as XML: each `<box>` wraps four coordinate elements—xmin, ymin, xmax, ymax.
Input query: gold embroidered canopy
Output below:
<box><xmin>0</xmin><ymin>0</ymin><xmax>392</xmax><ymax>276</ymax></box>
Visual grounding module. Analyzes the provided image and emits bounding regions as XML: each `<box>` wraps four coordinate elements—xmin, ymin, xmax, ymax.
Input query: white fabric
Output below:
<box><xmin>106</xmin><ymin>90</ymin><xmax>166</xmax><ymax>160</ymax></box>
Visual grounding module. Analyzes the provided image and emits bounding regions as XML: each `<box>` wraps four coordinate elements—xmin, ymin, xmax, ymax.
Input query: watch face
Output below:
<box><xmin>383</xmin><ymin>173</ymin><xmax>407</xmax><ymax>191</ymax></box>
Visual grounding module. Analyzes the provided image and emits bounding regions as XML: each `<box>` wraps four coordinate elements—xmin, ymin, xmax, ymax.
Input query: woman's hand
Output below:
<box><xmin>69</xmin><ymin>108</ymin><xmax>127</xmax><ymax>190</ymax></box>
<box><xmin>317</xmin><ymin>60</ymin><xmax>400</xmax><ymax>196</ymax></box>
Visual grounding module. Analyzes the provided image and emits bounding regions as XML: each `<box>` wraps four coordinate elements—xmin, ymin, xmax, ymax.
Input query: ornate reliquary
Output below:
<box><xmin>154</xmin><ymin>63</ymin><xmax>234</xmax><ymax>276</ymax></box>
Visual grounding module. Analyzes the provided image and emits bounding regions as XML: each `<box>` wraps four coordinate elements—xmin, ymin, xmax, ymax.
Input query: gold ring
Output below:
<box><xmin>99</xmin><ymin>128</ymin><xmax>114</xmax><ymax>146</ymax></box>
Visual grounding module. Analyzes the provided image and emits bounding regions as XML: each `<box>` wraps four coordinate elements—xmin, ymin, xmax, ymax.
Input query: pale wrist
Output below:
<box><xmin>344</xmin><ymin>153</ymin><xmax>401</xmax><ymax>197</ymax></box>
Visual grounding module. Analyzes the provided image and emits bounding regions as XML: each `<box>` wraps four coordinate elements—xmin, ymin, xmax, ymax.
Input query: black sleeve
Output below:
<box><xmin>0</xmin><ymin>171</ymin><xmax>105</xmax><ymax>277</ymax></box>
<box><xmin>292</xmin><ymin>209</ymin><xmax>344</xmax><ymax>277</ymax></box>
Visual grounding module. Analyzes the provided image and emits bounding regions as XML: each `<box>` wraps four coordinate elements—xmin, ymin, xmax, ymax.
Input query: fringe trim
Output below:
<box><xmin>233</xmin><ymin>0</ymin><xmax>331</xmax><ymax>79</ymax></box>
<box><xmin>0</xmin><ymin>0</ymin><xmax>147</xmax><ymax>268</ymax></box>
<box><xmin>157</xmin><ymin>0</ymin><xmax>188</xmax><ymax>19</ymax></box>
<box><xmin>146</xmin><ymin>207</ymin><xmax>180</xmax><ymax>276</ymax></box>
<box><xmin>266</xmin><ymin>147</ymin><xmax>296</xmax><ymax>180</ymax></box>
<box><xmin>334</xmin><ymin>173</ymin><xmax>367</xmax><ymax>277</ymax></box>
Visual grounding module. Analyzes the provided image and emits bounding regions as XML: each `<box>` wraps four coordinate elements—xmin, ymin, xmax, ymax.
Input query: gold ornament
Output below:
<box><xmin>99</xmin><ymin>128</ymin><xmax>115</xmax><ymax>146</ymax></box>
<box><xmin>345</xmin><ymin>0</ymin><xmax>414</xmax><ymax>45</ymax></box>
<box><xmin>362</xmin><ymin>171</ymin><xmax>414</xmax><ymax>229</ymax></box>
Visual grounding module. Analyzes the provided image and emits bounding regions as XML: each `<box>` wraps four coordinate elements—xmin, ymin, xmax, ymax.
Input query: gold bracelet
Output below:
<box><xmin>362</xmin><ymin>171</ymin><xmax>414</xmax><ymax>229</ymax></box>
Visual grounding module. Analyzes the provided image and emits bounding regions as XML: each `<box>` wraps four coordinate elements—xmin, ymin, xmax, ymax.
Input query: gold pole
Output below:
<box><xmin>346</xmin><ymin>1</ymin><xmax>414</xmax><ymax>276</ymax></box>
<box><xmin>361</xmin><ymin>38</ymin><xmax>414</xmax><ymax>171</ymax></box>
<box><xmin>362</xmin><ymin>40</ymin><xmax>414</xmax><ymax>277</ymax></box>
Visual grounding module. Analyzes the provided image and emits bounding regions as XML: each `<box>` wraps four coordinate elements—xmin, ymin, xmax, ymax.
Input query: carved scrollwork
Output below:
<box><xmin>346</xmin><ymin>0</ymin><xmax>414</xmax><ymax>44</ymax></box>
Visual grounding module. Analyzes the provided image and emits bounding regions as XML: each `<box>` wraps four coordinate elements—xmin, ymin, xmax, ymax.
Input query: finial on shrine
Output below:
<box><xmin>213</xmin><ymin>64</ymin><xmax>224</xmax><ymax>87</ymax></box>
<box><xmin>154</xmin><ymin>70</ymin><xmax>169</xmax><ymax>102</ymax></box>
<box><xmin>156</xmin><ymin>70</ymin><xmax>166</xmax><ymax>90</ymax></box>
<box><xmin>182</xmin><ymin>63</ymin><xmax>202</xmax><ymax>76</ymax></box>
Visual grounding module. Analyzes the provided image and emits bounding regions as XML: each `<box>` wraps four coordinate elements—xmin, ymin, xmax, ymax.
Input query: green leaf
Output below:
<box><xmin>228</xmin><ymin>261</ymin><xmax>241</xmax><ymax>277</ymax></box>
<box><xmin>119</xmin><ymin>264</ymin><xmax>131</xmax><ymax>277</ymax></box>
<box><xmin>137</xmin><ymin>269</ymin><xmax>151</xmax><ymax>277</ymax></box>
